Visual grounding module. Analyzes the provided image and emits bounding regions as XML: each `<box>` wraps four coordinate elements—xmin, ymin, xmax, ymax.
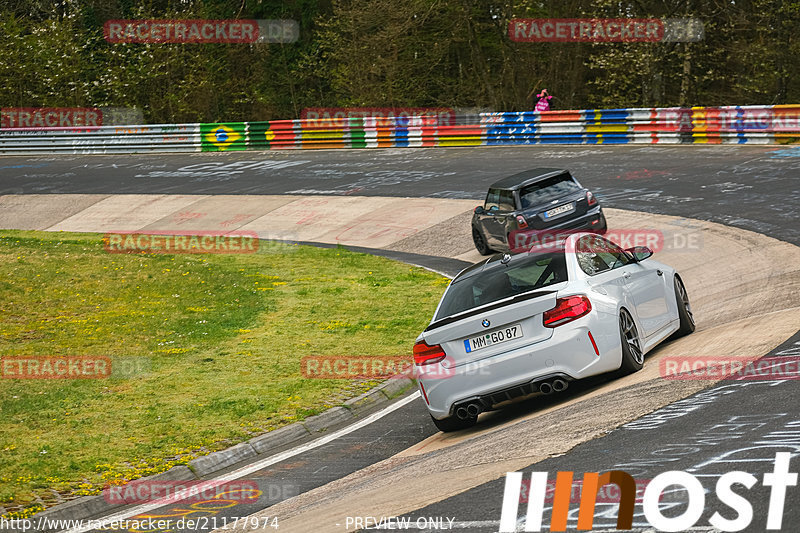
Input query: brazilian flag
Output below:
<box><xmin>200</xmin><ymin>123</ymin><xmax>247</xmax><ymax>152</ymax></box>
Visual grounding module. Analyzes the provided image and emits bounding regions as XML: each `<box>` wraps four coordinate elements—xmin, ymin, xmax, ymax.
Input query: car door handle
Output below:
<box><xmin>622</xmin><ymin>271</ymin><xmax>631</xmax><ymax>279</ymax></box>
<box><xmin>656</xmin><ymin>269</ymin><xmax>663</xmax><ymax>276</ymax></box>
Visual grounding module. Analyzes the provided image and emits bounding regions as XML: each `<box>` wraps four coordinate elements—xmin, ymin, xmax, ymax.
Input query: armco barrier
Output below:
<box><xmin>0</xmin><ymin>105</ymin><xmax>797</xmax><ymax>154</ymax></box>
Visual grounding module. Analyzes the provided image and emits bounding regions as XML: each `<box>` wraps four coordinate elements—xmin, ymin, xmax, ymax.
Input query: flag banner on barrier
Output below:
<box><xmin>200</xmin><ymin>123</ymin><xmax>246</xmax><ymax>152</ymax></box>
<box><xmin>1</xmin><ymin>105</ymin><xmax>797</xmax><ymax>154</ymax></box>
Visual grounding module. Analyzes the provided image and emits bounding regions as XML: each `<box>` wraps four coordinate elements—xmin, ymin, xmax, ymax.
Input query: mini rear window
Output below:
<box><xmin>435</xmin><ymin>252</ymin><xmax>567</xmax><ymax>319</ymax></box>
<box><xmin>519</xmin><ymin>173</ymin><xmax>582</xmax><ymax>209</ymax></box>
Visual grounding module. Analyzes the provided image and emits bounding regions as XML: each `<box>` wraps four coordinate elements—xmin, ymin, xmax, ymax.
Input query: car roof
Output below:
<box><xmin>488</xmin><ymin>168</ymin><xmax>571</xmax><ymax>191</ymax></box>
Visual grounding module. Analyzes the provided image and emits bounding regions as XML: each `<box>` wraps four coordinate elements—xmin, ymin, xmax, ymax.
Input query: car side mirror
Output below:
<box><xmin>474</xmin><ymin>205</ymin><xmax>484</xmax><ymax>215</ymax></box>
<box><xmin>626</xmin><ymin>246</ymin><xmax>653</xmax><ymax>262</ymax></box>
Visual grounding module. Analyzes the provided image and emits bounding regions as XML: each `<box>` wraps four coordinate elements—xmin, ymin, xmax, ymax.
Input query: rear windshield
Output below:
<box><xmin>435</xmin><ymin>252</ymin><xmax>567</xmax><ymax>319</ymax></box>
<box><xmin>519</xmin><ymin>173</ymin><xmax>582</xmax><ymax>209</ymax></box>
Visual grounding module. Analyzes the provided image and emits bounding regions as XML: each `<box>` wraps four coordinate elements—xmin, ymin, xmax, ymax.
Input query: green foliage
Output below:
<box><xmin>0</xmin><ymin>0</ymin><xmax>796</xmax><ymax>122</ymax></box>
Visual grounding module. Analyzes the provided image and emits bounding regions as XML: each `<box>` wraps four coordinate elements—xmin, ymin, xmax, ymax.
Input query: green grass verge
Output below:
<box><xmin>0</xmin><ymin>230</ymin><xmax>448</xmax><ymax>516</ymax></box>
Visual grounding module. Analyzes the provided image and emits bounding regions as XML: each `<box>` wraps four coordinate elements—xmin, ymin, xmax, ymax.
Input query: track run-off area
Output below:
<box><xmin>1</xmin><ymin>144</ymin><xmax>799</xmax><ymax>532</ymax></box>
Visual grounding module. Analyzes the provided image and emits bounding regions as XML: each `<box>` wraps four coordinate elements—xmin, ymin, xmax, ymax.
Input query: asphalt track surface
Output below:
<box><xmin>1</xmin><ymin>145</ymin><xmax>799</xmax><ymax>244</ymax></box>
<box><xmin>1</xmin><ymin>145</ymin><xmax>799</xmax><ymax>532</ymax></box>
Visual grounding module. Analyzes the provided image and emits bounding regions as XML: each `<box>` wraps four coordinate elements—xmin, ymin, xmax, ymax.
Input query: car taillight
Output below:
<box><xmin>413</xmin><ymin>341</ymin><xmax>446</xmax><ymax>366</ymax></box>
<box><xmin>586</xmin><ymin>191</ymin><xmax>598</xmax><ymax>206</ymax></box>
<box><xmin>543</xmin><ymin>295</ymin><xmax>592</xmax><ymax>327</ymax></box>
<box><xmin>515</xmin><ymin>215</ymin><xmax>528</xmax><ymax>229</ymax></box>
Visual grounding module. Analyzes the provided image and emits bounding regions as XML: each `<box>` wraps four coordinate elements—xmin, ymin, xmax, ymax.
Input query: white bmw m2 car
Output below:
<box><xmin>413</xmin><ymin>232</ymin><xmax>695</xmax><ymax>432</ymax></box>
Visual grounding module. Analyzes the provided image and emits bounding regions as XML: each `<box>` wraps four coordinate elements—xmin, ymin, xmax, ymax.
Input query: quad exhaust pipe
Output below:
<box><xmin>455</xmin><ymin>402</ymin><xmax>483</xmax><ymax>420</ymax></box>
<box><xmin>453</xmin><ymin>377</ymin><xmax>570</xmax><ymax>418</ymax></box>
<box><xmin>537</xmin><ymin>377</ymin><xmax>569</xmax><ymax>395</ymax></box>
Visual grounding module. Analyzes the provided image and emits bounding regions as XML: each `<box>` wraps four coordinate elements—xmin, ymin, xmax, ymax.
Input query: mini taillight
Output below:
<box><xmin>413</xmin><ymin>341</ymin><xmax>446</xmax><ymax>366</ymax></box>
<box><xmin>515</xmin><ymin>215</ymin><xmax>528</xmax><ymax>229</ymax></box>
<box><xmin>543</xmin><ymin>295</ymin><xmax>592</xmax><ymax>327</ymax></box>
<box><xmin>586</xmin><ymin>191</ymin><xmax>598</xmax><ymax>206</ymax></box>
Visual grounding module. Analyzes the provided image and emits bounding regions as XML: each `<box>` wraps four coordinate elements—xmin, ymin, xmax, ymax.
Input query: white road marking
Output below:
<box><xmin>57</xmin><ymin>391</ymin><xmax>422</xmax><ymax>533</ymax></box>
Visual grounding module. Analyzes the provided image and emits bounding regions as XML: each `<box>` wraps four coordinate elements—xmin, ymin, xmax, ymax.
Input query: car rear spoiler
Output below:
<box><xmin>424</xmin><ymin>290</ymin><xmax>557</xmax><ymax>332</ymax></box>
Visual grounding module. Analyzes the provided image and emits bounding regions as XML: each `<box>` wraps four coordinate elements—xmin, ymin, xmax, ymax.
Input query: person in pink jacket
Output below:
<box><xmin>535</xmin><ymin>89</ymin><xmax>553</xmax><ymax>111</ymax></box>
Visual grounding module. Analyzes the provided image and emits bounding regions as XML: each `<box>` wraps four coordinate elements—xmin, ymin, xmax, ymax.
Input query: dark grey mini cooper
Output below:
<box><xmin>471</xmin><ymin>168</ymin><xmax>606</xmax><ymax>255</ymax></box>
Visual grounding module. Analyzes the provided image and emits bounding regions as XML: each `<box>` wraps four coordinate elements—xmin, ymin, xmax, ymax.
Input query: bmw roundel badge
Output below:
<box><xmin>482</xmin><ymin>319</ymin><xmax>491</xmax><ymax>328</ymax></box>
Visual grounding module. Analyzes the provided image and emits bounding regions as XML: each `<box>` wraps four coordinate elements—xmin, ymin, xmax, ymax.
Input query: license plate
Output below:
<box><xmin>543</xmin><ymin>203</ymin><xmax>574</xmax><ymax>219</ymax></box>
<box><xmin>464</xmin><ymin>324</ymin><xmax>523</xmax><ymax>353</ymax></box>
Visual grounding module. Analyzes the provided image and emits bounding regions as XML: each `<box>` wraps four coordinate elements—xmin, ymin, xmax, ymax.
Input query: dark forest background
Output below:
<box><xmin>1</xmin><ymin>0</ymin><xmax>797</xmax><ymax>123</ymax></box>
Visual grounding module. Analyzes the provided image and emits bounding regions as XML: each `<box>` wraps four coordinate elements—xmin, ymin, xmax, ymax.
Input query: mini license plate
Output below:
<box><xmin>543</xmin><ymin>203</ymin><xmax>574</xmax><ymax>219</ymax></box>
<box><xmin>464</xmin><ymin>323</ymin><xmax>523</xmax><ymax>353</ymax></box>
